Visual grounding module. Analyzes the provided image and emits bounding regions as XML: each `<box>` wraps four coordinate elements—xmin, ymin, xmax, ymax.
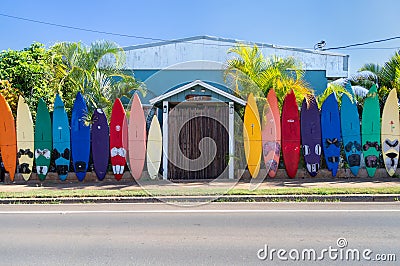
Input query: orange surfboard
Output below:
<box><xmin>0</xmin><ymin>93</ymin><xmax>17</xmax><ymax>181</ymax></box>
<box><xmin>263</xmin><ymin>89</ymin><xmax>281</xmax><ymax>177</ymax></box>
<box><xmin>128</xmin><ymin>94</ymin><xmax>147</xmax><ymax>180</ymax></box>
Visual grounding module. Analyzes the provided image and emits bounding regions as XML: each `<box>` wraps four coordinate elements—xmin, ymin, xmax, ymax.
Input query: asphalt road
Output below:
<box><xmin>0</xmin><ymin>202</ymin><xmax>399</xmax><ymax>265</ymax></box>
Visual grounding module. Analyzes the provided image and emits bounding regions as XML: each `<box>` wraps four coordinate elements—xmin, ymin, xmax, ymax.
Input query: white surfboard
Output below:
<box><xmin>146</xmin><ymin>115</ymin><xmax>162</xmax><ymax>179</ymax></box>
<box><xmin>381</xmin><ymin>88</ymin><xmax>400</xmax><ymax>176</ymax></box>
<box><xmin>16</xmin><ymin>96</ymin><xmax>34</xmax><ymax>181</ymax></box>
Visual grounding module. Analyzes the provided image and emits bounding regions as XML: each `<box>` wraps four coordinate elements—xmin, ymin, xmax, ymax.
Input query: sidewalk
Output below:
<box><xmin>1</xmin><ymin>169</ymin><xmax>400</xmax><ymax>203</ymax></box>
<box><xmin>2</xmin><ymin>167</ymin><xmax>400</xmax><ymax>191</ymax></box>
<box><xmin>1</xmin><ymin>177</ymin><xmax>400</xmax><ymax>192</ymax></box>
<box><xmin>1</xmin><ymin>171</ymin><xmax>400</xmax><ymax>190</ymax></box>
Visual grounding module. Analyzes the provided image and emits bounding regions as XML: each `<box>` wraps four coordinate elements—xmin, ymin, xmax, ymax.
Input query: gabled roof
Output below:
<box><xmin>122</xmin><ymin>35</ymin><xmax>349</xmax><ymax>78</ymax></box>
<box><xmin>149</xmin><ymin>80</ymin><xmax>246</xmax><ymax>106</ymax></box>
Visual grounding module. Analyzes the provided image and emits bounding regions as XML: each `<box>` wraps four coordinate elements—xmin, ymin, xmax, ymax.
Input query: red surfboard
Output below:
<box><xmin>128</xmin><ymin>94</ymin><xmax>146</xmax><ymax>180</ymax></box>
<box><xmin>281</xmin><ymin>90</ymin><xmax>300</xmax><ymax>178</ymax></box>
<box><xmin>109</xmin><ymin>98</ymin><xmax>128</xmax><ymax>180</ymax></box>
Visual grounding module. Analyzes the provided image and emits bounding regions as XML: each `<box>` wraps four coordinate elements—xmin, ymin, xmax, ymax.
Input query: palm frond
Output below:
<box><xmin>225</xmin><ymin>43</ymin><xmax>313</xmax><ymax>106</ymax></box>
<box><xmin>359</xmin><ymin>63</ymin><xmax>382</xmax><ymax>74</ymax></box>
<box><xmin>331</xmin><ymin>78</ymin><xmax>347</xmax><ymax>87</ymax></box>
<box><xmin>91</xmin><ymin>40</ymin><xmax>125</xmax><ymax>70</ymax></box>
<box><xmin>349</xmin><ymin>70</ymin><xmax>378</xmax><ymax>84</ymax></box>
<box><xmin>51</xmin><ymin>40</ymin><xmax>145</xmax><ymax>113</ymax></box>
<box><xmin>317</xmin><ymin>83</ymin><xmax>352</xmax><ymax>107</ymax></box>
<box><xmin>351</xmin><ymin>85</ymin><xmax>369</xmax><ymax>98</ymax></box>
<box><xmin>381</xmin><ymin>50</ymin><xmax>400</xmax><ymax>88</ymax></box>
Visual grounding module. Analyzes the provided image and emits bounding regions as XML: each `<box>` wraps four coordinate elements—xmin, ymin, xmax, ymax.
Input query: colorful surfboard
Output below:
<box><xmin>300</xmin><ymin>96</ymin><xmax>322</xmax><ymax>177</ymax></box>
<box><xmin>146</xmin><ymin>115</ymin><xmax>162</xmax><ymax>179</ymax></box>
<box><xmin>91</xmin><ymin>108</ymin><xmax>110</xmax><ymax>180</ymax></box>
<box><xmin>243</xmin><ymin>93</ymin><xmax>262</xmax><ymax>178</ymax></box>
<box><xmin>381</xmin><ymin>88</ymin><xmax>400</xmax><ymax>176</ymax></box>
<box><xmin>362</xmin><ymin>85</ymin><xmax>381</xmax><ymax>177</ymax></box>
<box><xmin>262</xmin><ymin>89</ymin><xmax>280</xmax><ymax>177</ymax></box>
<box><xmin>110</xmin><ymin>98</ymin><xmax>128</xmax><ymax>180</ymax></box>
<box><xmin>321</xmin><ymin>93</ymin><xmax>341</xmax><ymax>177</ymax></box>
<box><xmin>52</xmin><ymin>94</ymin><xmax>70</xmax><ymax>181</ymax></box>
<box><xmin>128</xmin><ymin>94</ymin><xmax>147</xmax><ymax>180</ymax></box>
<box><xmin>34</xmin><ymin>98</ymin><xmax>52</xmax><ymax>181</ymax></box>
<box><xmin>281</xmin><ymin>90</ymin><xmax>300</xmax><ymax>178</ymax></box>
<box><xmin>0</xmin><ymin>93</ymin><xmax>17</xmax><ymax>181</ymax></box>
<box><xmin>340</xmin><ymin>93</ymin><xmax>362</xmax><ymax>176</ymax></box>
<box><xmin>16</xmin><ymin>96</ymin><xmax>34</xmax><ymax>181</ymax></box>
<box><xmin>71</xmin><ymin>92</ymin><xmax>90</xmax><ymax>181</ymax></box>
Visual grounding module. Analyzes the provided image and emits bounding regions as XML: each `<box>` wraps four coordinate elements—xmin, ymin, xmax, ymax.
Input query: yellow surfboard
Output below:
<box><xmin>381</xmin><ymin>88</ymin><xmax>400</xmax><ymax>176</ymax></box>
<box><xmin>16</xmin><ymin>96</ymin><xmax>34</xmax><ymax>181</ymax></box>
<box><xmin>243</xmin><ymin>93</ymin><xmax>262</xmax><ymax>178</ymax></box>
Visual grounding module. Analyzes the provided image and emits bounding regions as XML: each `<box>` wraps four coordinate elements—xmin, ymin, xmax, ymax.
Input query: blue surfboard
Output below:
<box><xmin>91</xmin><ymin>108</ymin><xmax>110</xmax><ymax>181</ymax></box>
<box><xmin>52</xmin><ymin>94</ymin><xmax>71</xmax><ymax>181</ymax></box>
<box><xmin>71</xmin><ymin>92</ymin><xmax>90</xmax><ymax>181</ymax></box>
<box><xmin>340</xmin><ymin>93</ymin><xmax>361</xmax><ymax>176</ymax></box>
<box><xmin>300</xmin><ymin>96</ymin><xmax>322</xmax><ymax>177</ymax></box>
<box><xmin>321</xmin><ymin>93</ymin><xmax>341</xmax><ymax>177</ymax></box>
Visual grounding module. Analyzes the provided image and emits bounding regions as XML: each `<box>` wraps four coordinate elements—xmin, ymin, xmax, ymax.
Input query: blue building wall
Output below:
<box><xmin>303</xmin><ymin>70</ymin><xmax>328</xmax><ymax>93</ymax></box>
<box><xmin>129</xmin><ymin>69</ymin><xmax>328</xmax><ymax>104</ymax></box>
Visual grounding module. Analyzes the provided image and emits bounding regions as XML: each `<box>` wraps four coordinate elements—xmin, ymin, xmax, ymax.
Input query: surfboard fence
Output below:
<box><xmin>1</xmin><ymin>168</ymin><xmax>397</xmax><ymax>184</ymax></box>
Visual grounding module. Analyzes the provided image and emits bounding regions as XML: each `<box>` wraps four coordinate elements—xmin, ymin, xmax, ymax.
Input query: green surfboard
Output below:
<box><xmin>34</xmin><ymin>98</ymin><xmax>52</xmax><ymax>181</ymax></box>
<box><xmin>361</xmin><ymin>85</ymin><xmax>381</xmax><ymax>177</ymax></box>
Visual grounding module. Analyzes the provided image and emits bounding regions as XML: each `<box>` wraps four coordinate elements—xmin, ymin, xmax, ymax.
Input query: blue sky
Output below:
<box><xmin>1</xmin><ymin>0</ymin><xmax>400</xmax><ymax>74</ymax></box>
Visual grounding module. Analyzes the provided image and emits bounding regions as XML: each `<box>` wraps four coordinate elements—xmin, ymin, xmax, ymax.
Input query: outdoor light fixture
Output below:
<box><xmin>163</xmin><ymin>104</ymin><xmax>167</xmax><ymax>113</ymax></box>
<box><xmin>200</xmin><ymin>88</ymin><xmax>206</xmax><ymax>93</ymax></box>
<box><xmin>191</xmin><ymin>88</ymin><xmax>196</xmax><ymax>92</ymax></box>
<box><xmin>314</xmin><ymin>40</ymin><xmax>326</xmax><ymax>50</ymax></box>
<box><xmin>230</xmin><ymin>103</ymin><xmax>234</xmax><ymax>114</ymax></box>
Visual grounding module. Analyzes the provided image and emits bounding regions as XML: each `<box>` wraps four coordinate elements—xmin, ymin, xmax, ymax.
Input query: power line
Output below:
<box><xmin>0</xmin><ymin>12</ymin><xmax>329</xmax><ymax>50</ymax></box>
<box><xmin>0</xmin><ymin>13</ymin><xmax>168</xmax><ymax>42</ymax></box>
<box><xmin>0</xmin><ymin>13</ymin><xmax>234</xmax><ymax>48</ymax></box>
<box><xmin>2</xmin><ymin>12</ymin><xmax>399</xmax><ymax>52</ymax></box>
<box><xmin>340</xmin><ymin>47</ymin><xmax>400</xmax><ymax>50</ymax></box>
<box><xmin>323</xmin><ymin>36</ymin><xmax>400</xmax><ymax>51</ymax></box>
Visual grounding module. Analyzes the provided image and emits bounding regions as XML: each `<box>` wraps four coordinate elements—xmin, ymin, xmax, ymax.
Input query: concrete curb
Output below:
<box><xmin>1</xmin><ymin>194</ymin><xmax>399</xmax><ymax>204</ymax></box>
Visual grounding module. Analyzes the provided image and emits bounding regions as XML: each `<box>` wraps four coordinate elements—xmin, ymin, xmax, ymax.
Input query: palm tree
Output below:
<box><xmin>316</xmin><ymin>83</ymin><xmax>353</xmax><ymax>108</ymax></box>
<box><xmin>51</xmin><ymin>40</ymin><xmax>145</xmax><ymax>114</ymax></box>
<box><xmin>224</xmin><ymin>43</ymin><xmax>313</xmax><ymax>106</ymax></box>
<box><xmin>380</xmin><ymin>50</ymin><xmax>400</xmax><ymax>89</ymax></box>
<box><xmin>349</xmin><ymin>69</ymin><xmax>379</xmax><ymax>90</ymax></box>
<box><xmin>355</xmin><ymin>51</ymin><xmax>400</xmax><ymax>90</ymax></box>
<box><xmin>351</xmin><ymin>51</ymin><xmax>400</xmax><ymax>107</ymax></box>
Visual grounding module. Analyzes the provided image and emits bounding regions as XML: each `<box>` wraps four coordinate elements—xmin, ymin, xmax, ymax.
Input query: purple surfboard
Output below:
<box><xmin>91</xmin><ymin>108</ymin><xmax>110</xmax><ymax>180</ymax></box>
<box><xmin>300</xmin><ymin>96</ymin><xmax>322</xmax><ymax>176</ymax></box>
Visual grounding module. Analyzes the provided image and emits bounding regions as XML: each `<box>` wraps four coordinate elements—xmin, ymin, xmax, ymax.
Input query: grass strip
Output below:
<box><xmin>0</xmin><ymin>187</ymin><xmax>400</xmax><ymax>198</ymax></box>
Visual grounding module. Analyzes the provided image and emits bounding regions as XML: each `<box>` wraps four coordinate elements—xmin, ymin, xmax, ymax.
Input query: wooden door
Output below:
<box><xmin>168</xmin><ymin>103</ymin><xmax>229</xmax><ymax>179</ymax></box>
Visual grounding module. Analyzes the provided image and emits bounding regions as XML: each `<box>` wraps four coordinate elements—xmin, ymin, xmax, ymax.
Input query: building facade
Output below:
<box><xmin>122</xmin><ymin>36</ymin><xmax>349</xmax><ymax>180</ymax></box>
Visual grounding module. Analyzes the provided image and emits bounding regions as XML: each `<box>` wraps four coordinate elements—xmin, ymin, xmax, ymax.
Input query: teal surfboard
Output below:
<box><xmin>53</xmin><ymin>94</ymin><xmax>70</xmax><ymax>181</ymax></box>
<box><xmin>34</xmin><ymin>98</ymin><xmax>52</xmax><ymax>181</ymax></box>
<box><xmin>340</xmin><ymin>93</ymin><xmax>361</xmax><ymax>176</ymax></box>
<box><xmin>361</xmin><ymin>85</ymin><xmax>381</xmax><ymax>177</ymax></box>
